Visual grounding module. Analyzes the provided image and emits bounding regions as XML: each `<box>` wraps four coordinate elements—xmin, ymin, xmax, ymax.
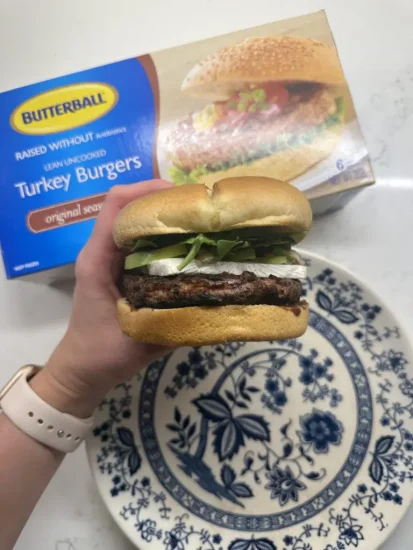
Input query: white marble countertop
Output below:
<box><xmin>0</xmin><ymin>0</ymin><xmax>412</xmax><ymax>548</ymax></box>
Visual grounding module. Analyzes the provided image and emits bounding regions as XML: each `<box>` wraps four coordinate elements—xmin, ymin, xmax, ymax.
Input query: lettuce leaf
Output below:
<box><xmin>131</xmin><ymin>238</ymin><xmax>157</xmax><ymax>251</ymax></box>
<box><xmin>125</xmin><ymin>230</ymin><xmax>302</xmax><ymax>270</ymax></box>
<box><xmin>184</xmin><ymin>234</ymin><xmax>217</xmax><ymax>247</ymax></box>
<box><xmin>177</xmin><ymin>234</ymin><xmax>223</xmax><ymax>270</ymax></box>
<box><xmin>227</xmin><ymin>247</ymin><xmax>256</xmax><ymax>261</ymax></box>
<box><xmin>178</xmin><ymin>236</ymin><xmax>204</xmax><ymax>270</ymax></box>
<box><xmin>168</xmin><ymin>166</ymin><xmax>195</xmax><ymax>186</ymax></box>
<box><xmin>178</xmin><ymin>241</ymin><xmax>202</xmax><ymax>270</ymax></box>
<box><xmin>169</xmin><ymin>165</ymin><xmax>208</xmax><ymax>185</ymax></box>
<box><xmin>216</xmin><ymin>239</ymin><xmax>241</xmax><ymax>259</ymax></box>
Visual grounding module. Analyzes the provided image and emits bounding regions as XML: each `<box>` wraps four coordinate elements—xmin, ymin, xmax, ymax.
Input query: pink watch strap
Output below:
<box><xmin>1</xmin><ymin>368</ymin><xmax>94</xmax><ymax>453</ymax></box>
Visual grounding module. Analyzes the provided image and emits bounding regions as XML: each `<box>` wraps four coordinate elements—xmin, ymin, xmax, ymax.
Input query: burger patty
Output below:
<box><xmin>167</xmin><ymin>88</ymin><xmax>337</xmax><ymax>172</ymax></box>
<box><xmin>123</xmin><ymin>272</ymin><xmax>302</xmax><ymax>309</ymax></box>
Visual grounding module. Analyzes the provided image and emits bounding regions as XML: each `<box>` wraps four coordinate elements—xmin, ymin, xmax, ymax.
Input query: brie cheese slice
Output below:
<box><xmin>147</xmin><ymin>258</ymin><xmax>306</xmax><ymax>279</ymax></box>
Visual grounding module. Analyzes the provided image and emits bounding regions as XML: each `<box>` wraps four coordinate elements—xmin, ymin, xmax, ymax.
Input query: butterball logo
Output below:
<box><xmin>11</xmin><ymin>82</ymin><xmax>118</xmax><ymax>135</ymax></box>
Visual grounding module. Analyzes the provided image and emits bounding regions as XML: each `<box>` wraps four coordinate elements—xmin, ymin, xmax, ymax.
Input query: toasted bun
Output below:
<box><xmin>114</xmin><ymin>177</ymin><xmax>312</xmax><ymax>248</ymax></box>
<box><xmin>117</xmin><ymin>299</ymin><xmax>309</xmax><ymax>346</ymax></box>
<box><xmin>182</xmin><ymin>36</ymin><xmax>346</xmax><ymax>101</ymax></box>
<box><xmin>194</xmin><ymin>120</ymin><xmax>343</xmax><ymax>187</ymax></box>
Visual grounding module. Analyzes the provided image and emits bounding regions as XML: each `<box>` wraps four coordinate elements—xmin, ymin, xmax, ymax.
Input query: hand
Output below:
<box><xmin>31</xmin><ymin>180</ymin><xmax>174</xmax><ymax>418</ymax></box>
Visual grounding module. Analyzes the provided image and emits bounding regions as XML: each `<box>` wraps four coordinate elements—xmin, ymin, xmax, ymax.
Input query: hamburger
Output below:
<box><xmin>114</xmin><ymin>176</ymin><xmax>312</xmax><ymax>346</ymax></box>
<box><xmin>166</xmin><ymin>36</ymin><xmax>346</xmax><ymax>187</ymax></box>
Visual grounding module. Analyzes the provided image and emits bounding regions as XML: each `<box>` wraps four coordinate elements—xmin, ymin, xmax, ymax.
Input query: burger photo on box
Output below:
<box><xmin>114</xmin><ymin>177</ymin><xmax>312</xmax><ymax>346</ymax></box>
<box><xmin>166</xmin><ymin>36</ymin><xmax>346</xmax><ymax>187</ymax></box>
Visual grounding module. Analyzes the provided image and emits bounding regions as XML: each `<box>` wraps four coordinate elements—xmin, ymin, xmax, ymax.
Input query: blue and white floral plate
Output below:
<box><xmin>86</xmin><ymin>252</ymin><xmax>413</xmax><ymax>550</ymax></box>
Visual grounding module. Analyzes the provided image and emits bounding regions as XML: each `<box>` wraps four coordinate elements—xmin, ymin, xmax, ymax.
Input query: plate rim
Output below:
<box><xmin>86</xmin><ymin>249</ymin><xmax>413</xmax><ymax>550</ymax></box>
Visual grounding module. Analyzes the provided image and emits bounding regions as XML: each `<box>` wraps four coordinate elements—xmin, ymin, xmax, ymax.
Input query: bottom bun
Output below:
<box><xmin>195</xmin><ymin>122</ymin><xmax>343</xmax><ymax>188</ymax></box>
<box><xmin>117</xmin><ymin>299</ymin><xmax>309</xmax><ymax>346</ymax></box>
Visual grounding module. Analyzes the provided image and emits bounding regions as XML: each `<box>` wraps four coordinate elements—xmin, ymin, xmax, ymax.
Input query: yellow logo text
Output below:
<box><xmin>11</xmin><ymin>82</ymin><xmax>118</xmax><ymax>135</ymax></box>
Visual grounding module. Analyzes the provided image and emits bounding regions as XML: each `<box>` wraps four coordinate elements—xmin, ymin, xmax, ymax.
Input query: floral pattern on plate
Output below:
<box><xmin>86</xmin><ymin>253</ymin><xmax>413</xmax><ymax>550</ymax></box>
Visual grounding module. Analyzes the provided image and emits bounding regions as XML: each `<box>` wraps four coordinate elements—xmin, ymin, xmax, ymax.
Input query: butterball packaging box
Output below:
<box><xmin>0</xmin><ymin>11</ymin><xmax>374</xmax><ymax>281</ymax></box>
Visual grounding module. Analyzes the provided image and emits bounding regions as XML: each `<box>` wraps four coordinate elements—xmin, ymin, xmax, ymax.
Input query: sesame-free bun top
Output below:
<box><xmin>113</xmin><ymin>177</ymin><xmax>312</xmax><ymax>248</ymax></box>
<box><xmin>182</xmin><ymin>36</ymin><xmax>346</xmax><ymax>101</ymax></box>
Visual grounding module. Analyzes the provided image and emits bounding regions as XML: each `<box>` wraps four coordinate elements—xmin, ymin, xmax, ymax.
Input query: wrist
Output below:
<box><xmin>30</xmin><ymin>329</ymin><xmax>112</xmax><ymax>417</ymax></box>
<box><xmin>32</xmin><ymin>330</ymin><xmax>115</xmax><ymax>418</ymax></box>
<box><xmin>30</xmin><ymin>368</ymin><xmax>99</xmax><ymax>419</ymax></box>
